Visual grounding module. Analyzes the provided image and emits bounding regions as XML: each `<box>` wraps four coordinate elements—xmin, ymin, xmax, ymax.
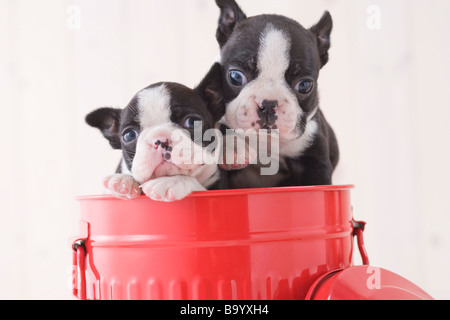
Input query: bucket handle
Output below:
<box><xmin>70</xmin><ymin>220</ymin><xmax>369</xmax><ymax>300</ymax></box>
<box><xmin>72</xmin><ymin>241</ymin><xmax>87</xmax><ymax>300</ymax></box>
<box><xmin>352</xmin><ymin>219</ymin><xmax>370</xmax><ymax>265</ymax></box>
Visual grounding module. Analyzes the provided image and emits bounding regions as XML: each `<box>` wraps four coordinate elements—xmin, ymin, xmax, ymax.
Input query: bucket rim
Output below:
<box><xmin>76</xmin><ymin>184</ymin><xmax>355</xmax><ymax>201</ymax></box>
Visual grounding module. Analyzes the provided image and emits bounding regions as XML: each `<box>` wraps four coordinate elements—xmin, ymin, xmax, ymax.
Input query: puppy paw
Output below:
<box><xmin>103</xmin><ymin>174</ymin><xmax>142</xmax><ymax>200</ymax></box>
<box><xmin>141</xmin><ymin>176</ymin><xmax>205</xmax><ymax>202</ymax></box>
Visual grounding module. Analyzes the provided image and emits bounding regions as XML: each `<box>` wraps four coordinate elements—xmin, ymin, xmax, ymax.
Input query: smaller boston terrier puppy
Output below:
<box><xmin>211</xmin><ymin>0</ymin><xmax>339</xmax><ymax>188</ymax></box>
<box><xmin>85</xmin><ymin>69</ymin><xmax>225</xmax><ymax>201</ymax></box>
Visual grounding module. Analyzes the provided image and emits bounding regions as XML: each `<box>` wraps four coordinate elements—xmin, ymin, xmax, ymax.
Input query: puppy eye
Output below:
<box><xmin>295</xmin><ymin>79</ymin><xmax>314</xmax><ymax>94</ymax></box>
<box><xmin>183</xmin><ymin>116</ymin><xmax>203</xmax><ymax>130</ymax></box>
<box><xmin>228</xmin><ymin>70</ymin><xmax>248</xmax><ymax>87</ymax></box>
<box><xmin>122</xmin><ymin>129</ymin><xmax>138</xmax><ymax>143</ymax></box>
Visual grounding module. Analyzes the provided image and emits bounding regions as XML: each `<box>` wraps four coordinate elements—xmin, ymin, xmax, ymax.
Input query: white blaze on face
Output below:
<box><xmin>224</xmin><ymin>25</ymin><xmax>302</xmax><ymax>142</ymax></box>
<box><xmin>138</xmin><ymin>84</ymin><xmax>172</xmax><ymax>128</ymax></box>
<box><xmin>257</xmin><ymin>25</ymin><xmax>291</xmax><ymax>82</ymax></box>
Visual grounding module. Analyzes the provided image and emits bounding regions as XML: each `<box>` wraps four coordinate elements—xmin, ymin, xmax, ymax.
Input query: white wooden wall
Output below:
<box><xmin>1</xmin><ymin>0</ymin><xmax>449</xmax><ymax>299</ymax></box>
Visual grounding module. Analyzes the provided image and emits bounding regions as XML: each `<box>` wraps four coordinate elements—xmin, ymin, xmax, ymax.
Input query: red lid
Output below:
<box><xmin>306</xmin><ymin>266</ymin><xmax>433</xmax><ymax>300</ymax></box>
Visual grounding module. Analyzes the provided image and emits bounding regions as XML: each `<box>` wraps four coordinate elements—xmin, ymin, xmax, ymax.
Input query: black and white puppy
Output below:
<box><xmin>211</xmin><ymin>0</ymin><xmax>339</xmax><ymax>187</ymax></box>
<box><xmin>85</xmin><ymin>71</ymin><xmax>224</xmax><ymax>201</ymax></box>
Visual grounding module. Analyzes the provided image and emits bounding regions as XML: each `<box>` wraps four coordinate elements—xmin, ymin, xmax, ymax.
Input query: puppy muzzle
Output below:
<box><xmin>257</xmin><ymin>99</ymin><xmax>279</xmax><ymax>129</ymax></box>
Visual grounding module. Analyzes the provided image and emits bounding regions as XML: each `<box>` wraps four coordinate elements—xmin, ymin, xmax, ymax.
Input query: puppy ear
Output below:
<box><xmin>310</xmin><ymin>11</ymin><xmax>333</xmax><ymax>68</ymax></box>
<box><xmin>196</xmin><ymin>63</ymin><xmax>225</xmax><ymax>123</ymax></box>
<box><xmin>85</xmin><ymin>107</ymin><xmax>122</xmax><ymax>149</ymax></box>
<box><xmin>215</xmin><ymin>0</ymin><xmax>247</xmax><ymax>48</ymax></box>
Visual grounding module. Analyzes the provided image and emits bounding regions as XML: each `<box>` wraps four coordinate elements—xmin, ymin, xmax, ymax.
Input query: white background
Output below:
<box><xmin>1</xmin><ymin>0</ymin><xmax>449</xmax><ymax>299</ymax></box>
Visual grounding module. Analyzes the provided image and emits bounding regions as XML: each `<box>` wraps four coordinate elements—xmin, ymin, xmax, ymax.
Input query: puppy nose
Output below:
<box><xmin>258</xmin><ymin>100</ymin><xmax>278</xmax><ymax>114</ymax></box>
<box><xmin>152</xmin><ymin>138</ymin><xmax>172</xmax><ymax>152</ymax></box>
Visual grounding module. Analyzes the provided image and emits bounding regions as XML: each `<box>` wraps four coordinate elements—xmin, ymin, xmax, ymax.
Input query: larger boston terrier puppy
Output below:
<box><xmin>211</xmin><ymin>0</ymin><xmax>339</xmax><ymax>188</ymax></box>
<box><xmin>85</xmin><ymin>69</ymin><xmax>225</xmax><ymax>201</ymax></box>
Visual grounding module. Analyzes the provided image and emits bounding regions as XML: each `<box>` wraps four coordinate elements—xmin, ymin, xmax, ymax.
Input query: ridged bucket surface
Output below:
<box><xmin>75</xmin><ymin>185</ymin><xmax>355</xmax><ymax>300</ymax></box>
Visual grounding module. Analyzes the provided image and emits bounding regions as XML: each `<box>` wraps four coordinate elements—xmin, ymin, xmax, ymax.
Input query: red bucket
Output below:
<box><xmin>72</xmin><ymin>185</ymin><xmax>360</xmax><ymax>300</ymax></box>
